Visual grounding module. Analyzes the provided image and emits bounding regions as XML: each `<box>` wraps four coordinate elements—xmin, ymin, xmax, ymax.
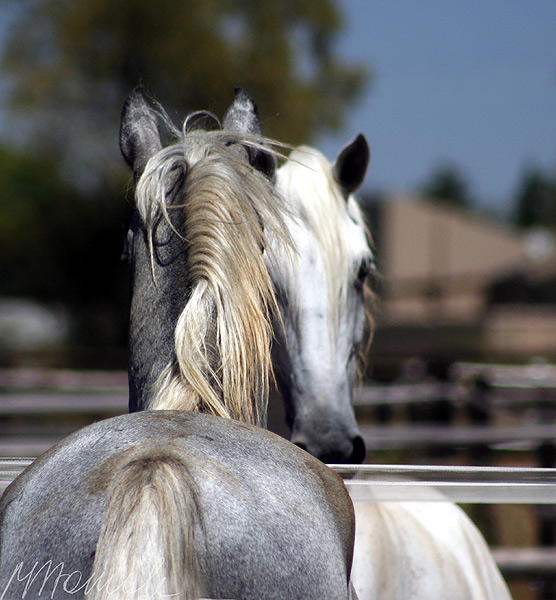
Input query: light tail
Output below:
<box><xmin>89</xmin><ymin>447</ymin><xmax>203</xmax><ymax>600</ymax></box>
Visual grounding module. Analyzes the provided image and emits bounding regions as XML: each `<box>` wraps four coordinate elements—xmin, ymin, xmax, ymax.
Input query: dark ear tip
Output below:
<box><xmin>125</xmin><ymin>85</ymin><xmax>146</xmax><ymax>101</ymax></box>
<box><xmin>122</xmin><ymin>86</ymin><xmax>149</xmax><ymax>114</ymax></box>
<box><xmin>233</xmin><ymin>87</ymin><xmax>258</xmax><ymax>113</ymax></box>
<box><xmin>234</xmin><ymin>86</ymin><xmax>253</xmax><ymax>101</ymax></box>
<box><xmin>133</xmin><ymin>84</ymin><xmax>146</xmax><ymax>95</ymax></box>
<box><xmin>354</xmin><ymin>133</ymin><xmax>370</xmax><ymax>157</ymax></box>
<box><xmin>333</xmin><ymin>133</ymin><xmax>371</xmax><ymax>197</ymax></box>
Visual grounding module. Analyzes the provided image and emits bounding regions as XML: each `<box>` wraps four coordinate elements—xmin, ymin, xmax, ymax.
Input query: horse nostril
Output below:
<box><xmin>294</xmin><ymin>441</ymin><xmax>308</xmax><ymax>453</ymax></box>
<box><xmin>349</xmin><ymin>435</ymin><xmax>366</xmax><ymax>464</ymax></box>
<box><xmin>291</xmin><ymin>436</ymin><xmax>309</xmax><ymax>454</ymax></box>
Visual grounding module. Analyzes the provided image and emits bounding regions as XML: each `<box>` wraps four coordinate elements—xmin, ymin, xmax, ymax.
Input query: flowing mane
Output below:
<box><xmin>276</xmin><ymin>145</ymin><xmax>375</xmax><ymax>341</ymax></box>
<box><xmin>136</xmin><ymin>124</ymin><xmax>292</xmax><ymax>425</ymax></box>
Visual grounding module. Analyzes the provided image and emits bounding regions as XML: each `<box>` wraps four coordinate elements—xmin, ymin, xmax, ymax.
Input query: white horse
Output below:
<box><xmin>271</xmin><ymin>139</ymin><xmax>513</xmax><ymax>599</ymax></box>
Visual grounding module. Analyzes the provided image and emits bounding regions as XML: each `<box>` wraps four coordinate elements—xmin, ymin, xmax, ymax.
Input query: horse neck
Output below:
<box><xmin>130</xmin><ymin>139</ymin><xmax>288</xmax><ymax>427</ymax></box>
<box><xmin>269</xmin><ymin>205</ymin><xmax>357</xmax><ymax>398</ymax></box>
<box><xmin>127</xmin><ymin>210</ymin><xmax>189</xmax><ymax>412</ymax></box>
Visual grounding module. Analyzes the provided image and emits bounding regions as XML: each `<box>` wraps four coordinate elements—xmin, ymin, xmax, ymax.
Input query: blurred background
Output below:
<box><xmin>0</xmin><ymin>2</ymin><xmax>556</xmax><ymax>598</ymax></box>
<box><xmin>0</xmin><ymin>0</ymin><xmax>554</xmax><ymax>369</ymax></box>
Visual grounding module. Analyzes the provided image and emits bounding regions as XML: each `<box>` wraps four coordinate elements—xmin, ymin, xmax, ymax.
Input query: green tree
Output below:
<box><xmin>420</xmin><ymin>164</ymin><xmax>472</xmax><ymax>210</ymax></box>
<box><xmin>0</xmin><ymin>146</ymin><xmax>129</xmax><ymax>349</ymax></box>
<box><xmin>514</xmin><ymin>167</ymin><xmax>556</xmax><ymax>229</ymax></box>
<box><xmin>1</xmin><ymin>0</ymin><xmax>368</xmax><ymax>186</ymax></box>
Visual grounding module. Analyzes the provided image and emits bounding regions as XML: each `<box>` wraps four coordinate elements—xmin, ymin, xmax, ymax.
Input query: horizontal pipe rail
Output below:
<box><xmin>491</xmin><ymin>547</ymin><xmax>556</xmax><ymax>578</ymax></box>
<box><xmin>335</xmin><ymin>464</ymin><xmax>556</xmax><ymax>503</ymax></box>
<box><xmin>3</xmin><ymin>460</ymin><xmax>556</xmax><ymax>504</ymax></box>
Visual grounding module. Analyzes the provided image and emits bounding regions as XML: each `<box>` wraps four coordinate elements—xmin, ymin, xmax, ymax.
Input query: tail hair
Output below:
<box><xmin>89</xmin><ymin>446</ymin><xmax>203</xmax><ymax>599</ymax></box>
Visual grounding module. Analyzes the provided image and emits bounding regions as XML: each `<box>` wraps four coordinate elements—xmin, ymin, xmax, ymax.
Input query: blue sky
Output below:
<box><xmin>319</xmin><ymin>2</ymin><xmax>556</xmax><ymax>218</ymax></box>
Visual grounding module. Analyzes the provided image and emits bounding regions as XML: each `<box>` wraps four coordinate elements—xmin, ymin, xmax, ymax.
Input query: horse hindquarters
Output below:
<box><xmin>89</xmin><ymin>446</ymin><xmax>203</xmax><ymax>600</ymax></box>
<box><xmin>0</xmin><ymin>412</ymin><xmax>356</xmax><ymax>600</ymax></box>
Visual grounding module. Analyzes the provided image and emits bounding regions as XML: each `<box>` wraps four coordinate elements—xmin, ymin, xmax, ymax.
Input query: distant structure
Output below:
<box><xmin>365</xmin><ymin>195</ymin><xmax>556</xmax><ymax>364</ymax></box>
<box><xmin>0</xmin><ymin>299</ymin><xmax>69</xmax><ymax>352</ymax></box>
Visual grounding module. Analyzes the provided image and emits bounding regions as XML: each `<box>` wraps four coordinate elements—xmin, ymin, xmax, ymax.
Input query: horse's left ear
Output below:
<box><xmin>223</xmin><ymin>86</ymin><xmax>261</xmax><ymax>134</ymax></box>
<box><xmin>222</xmin><ymin>86</ymin><xmax>277</xmax><ymax>180</ymax></box>
<box><xmin>120</xmin><ymin>86</ymin><xmax>163</xmax><ymax>180</ymax></box>
<box><xmin>333</xmin><ymin>134</ymin><xmax>370</xmax><ymax>197</ymax></box>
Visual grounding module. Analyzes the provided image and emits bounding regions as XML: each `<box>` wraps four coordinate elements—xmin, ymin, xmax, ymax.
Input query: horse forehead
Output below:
<box><xmin>178</xmin><ymin>137</ymin><xmax>209</xmax><ymax>164</ymax></box>
<box><xmin>345</xmin><ymin>209</ymin><xmax>369</xmax><ymax>251</ymax></box>
<box><xmin>277</xmin><ymin>154</ymin><xmax>368</xmax><ymax>242</ymax></box>
<box><xmin>286</xmin><ymin>145</ymin><xmax>326</xmax><ymax>171</ymax></box>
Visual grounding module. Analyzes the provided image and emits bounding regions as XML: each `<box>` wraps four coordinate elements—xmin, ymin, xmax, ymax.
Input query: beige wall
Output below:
<box><xmin>485</xmin><ymin>305</ymin><xmax>556</xmax><ymax>358</ymax></box>
<box><xmin>379</xmin><ymin>196</ymin><xmax>526</xmax><ymax>323</ymax></box>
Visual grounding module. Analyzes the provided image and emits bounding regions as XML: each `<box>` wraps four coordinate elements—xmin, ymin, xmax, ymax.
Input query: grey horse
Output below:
<box><xmin>0</xmin><ymin>88</ymin><xmax>358</xmax><ymax>600</ymax></box>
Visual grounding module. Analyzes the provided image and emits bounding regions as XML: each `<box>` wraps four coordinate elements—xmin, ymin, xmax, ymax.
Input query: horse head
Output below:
<box><xmin>121</xmin><ymin>87</ymin><xmax>291</xmax><ymax>425</ymax></box>
<box><xmin>270</xmin><ymin>134</ymin><xmax>373</xmax><ymax>463</ymax></box>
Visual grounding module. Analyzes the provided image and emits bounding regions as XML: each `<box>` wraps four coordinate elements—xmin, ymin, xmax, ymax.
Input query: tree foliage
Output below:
<box><xmin>514</xmin><ymin>167</ymin><xmax>556</xmax><ymax>229</ymax></box>
<box><xmin>2</xmin><ymin>0</ymin><xmax>367</xmax><ymax>185</ymax></box>
<box><xmin>0</xmin><ymin>147</ymin><xmax>129</xmax><ymax>348</ymax></box>
<box><xmin>420</xmin><ymin>164</ymin><xmax>472</xmax><ymax>210</ymax></box>
<box><xmin>0</xmin><ymin>0</ymin><xmax>368</xmax><ymax>356</ymax></box>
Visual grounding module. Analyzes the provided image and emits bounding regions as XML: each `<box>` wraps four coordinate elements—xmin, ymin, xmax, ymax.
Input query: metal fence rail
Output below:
<box><xmin>2</xmin><ymin>462</ymin><xmax>556</xmax><ymax>581</ymax></box>
<box><xmin>334</xmin><ymin>464</ymin><xmax>556</xmax><ymax>503</ymax></box>
<box><xmin>0</xmin><ymin>457</ymin><xmax>33</xmax><ymax>492</ymax></box>
<box><xmin>3</xmin><ymin>459</ymin><xmax>556</xmax><ymax>504</ymax></box>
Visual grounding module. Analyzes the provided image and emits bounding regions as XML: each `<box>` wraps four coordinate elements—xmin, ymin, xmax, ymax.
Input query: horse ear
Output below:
<box><xmin>223</xmin><ymin>86</ymin><xmax>262</xmax><ymax>134</ymax></box>
<box><xmin>120</xmin><ymin>86</ymin><xmax>163</xmax><ymax>179</ymax></box>
<box><xmin>222</xmin><ymin>86</ymin><xmax>277</xmax><ymax>180</ymax></box>
<box><xmin>333</xmin><ymin>134</ymin><xmax>370</xmax><ymax>197</ymax></box>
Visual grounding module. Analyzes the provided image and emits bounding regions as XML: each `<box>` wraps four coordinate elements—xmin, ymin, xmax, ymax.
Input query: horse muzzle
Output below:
<box><xmin>291</xmin><ymin>429</ymin><xmax>366</xmax><ymax>464</ymax></box>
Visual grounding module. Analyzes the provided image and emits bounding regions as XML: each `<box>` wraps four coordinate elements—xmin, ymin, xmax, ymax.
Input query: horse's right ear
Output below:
<box><xmin>120</xmin><ymin>86</ymin><xmax>162</xmax><ymax>179</ymax></box>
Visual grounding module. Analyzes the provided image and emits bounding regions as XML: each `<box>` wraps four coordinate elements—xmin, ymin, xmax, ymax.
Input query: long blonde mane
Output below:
<box><xmin>276</xmin><ymin>145</ymin><xmax>375</xmax><ymax>338</ymax></box>
<box><xmin>135</xmin><ymin>127</ymin><xmax>292</xmax><ymax>426</ymax></box>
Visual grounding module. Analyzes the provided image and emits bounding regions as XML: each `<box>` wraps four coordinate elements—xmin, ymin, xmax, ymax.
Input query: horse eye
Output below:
<box><xmin>357</xmin><ymin>262</ymin><xmax>367</xmax><ymax>282</ymax></box>
<box><xmin>355</xmin><ymin>256</ymin><xmax>376</xmax><ymax>293</ymax></box>
<box><xmin>357</xmin><ymin>257</ymin><xmax>371</xmax><ymax>282</ymax></box>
